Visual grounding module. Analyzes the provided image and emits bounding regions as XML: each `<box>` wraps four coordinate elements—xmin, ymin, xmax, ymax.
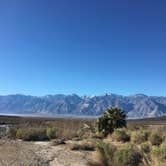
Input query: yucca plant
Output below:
<box><xmin>96</xmin><ymin>107</ymin><xmax>126</xmax><ymax>136</ymax></box>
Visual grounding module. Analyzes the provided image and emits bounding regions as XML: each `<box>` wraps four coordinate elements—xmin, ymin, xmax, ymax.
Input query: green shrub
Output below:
<box><xmin>131</xmin><ymin>130</ymin><xmax>149</xmax><ymax>144</ymax></box>
<box><xmin>161</xmin><ymin>139</ymin><xmax>166</xmax><ymax>147</ymax></box>
<box><xmin>76</xmin><ymin>129</ymin><xmax>84</xmax><ymax>138</ymax></box>
<box><xmin>112</xmin><ymin>128</ymin><xmax>130</xmax><ymax>142</ymax></box>
<box><xmin>114</xmin><ymin>144</ymin><xmax>143</xmax><ymax>166</ymax></box>
<box><xmin>140</xmin><ymin>142</ymin><xmax>151</xmax><ymax>153</ymax></box>
<box><xmin>152</xmin><ymin>143</ymin><xmax>166</xmax><ymax>162</ymax></box>
<box><xmin>46</xmin><ymin>127</ymin><xmax>58</xmax><ymax>139</ymax></box>
<box><xmin>96</xmin><ymin>141</ymin><xmax>116</xmax><ymax>166</ymax></box>
<box><xmin>162</xmin><ymin>134</ymin><xmax>166</xmax><ymax>144</ymax></box>
<box><xmin>96</xmin><ymin>107</ymin><xmax>126</xmax><ymax>136</ymax></box>
<box><xmin>16</xmin><ymin>128</ymin><xmax>48</xmax><ymax>141</ymax></box>
<box><xmin>16</xmin><ymin>128</ymin><xmax>25</xmax><ymax>139</ymax></box>
<box><xmin>149</xmin><ymin>133</ymin><xmax>163</xmax><ymax>146</ymax></box>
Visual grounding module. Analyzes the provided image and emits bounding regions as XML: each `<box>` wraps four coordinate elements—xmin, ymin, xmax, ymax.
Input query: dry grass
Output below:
<box><xmin>2</xmin><ymin>116</ymin><xmax>95</xmax><ymax>140</ymax></box>
<box><xmin>68</xmin><ymin>140</ymin><xmax>96</xmax><ymax>151</ymax></box>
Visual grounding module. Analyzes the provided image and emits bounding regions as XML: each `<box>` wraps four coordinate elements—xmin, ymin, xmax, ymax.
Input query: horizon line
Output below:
<box><xmin>0</xmin><ymin>92</ymin><xmax>165</xmax><ymax>98</ymax></box>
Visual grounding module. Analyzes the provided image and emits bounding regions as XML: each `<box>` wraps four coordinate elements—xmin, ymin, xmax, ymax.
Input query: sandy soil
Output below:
<box><xmin>0</xmin><ymin>140</ymin><xmax>91</xmax><ymax>166</ymax></box>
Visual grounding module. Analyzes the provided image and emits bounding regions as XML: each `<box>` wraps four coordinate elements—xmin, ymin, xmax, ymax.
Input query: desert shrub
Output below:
<box><xmin>8</xmin><ymin>127</ymin><xmax>17</xmax><ymax>139</ymax></box>
<box><xmin>112</xmin><ymin>128</ymin><xmax>130</xmax><ymax>142</ymax></box>
<box><xmin>96</xmin><ymin>107</ymin><xmax>126</xmax><ymax>136</ymax></box>
<box><xmin>140</xmin><ymin>142</ymin><xmax>151</xmax><ymax>154</ymax></box>
<box><xmin>152</xmin><ymin>143</ymin><xmax>166</xmax><ymax>163</ymax></box>
<box><xmin>75</xmin><ymin>124</ymin><xmax>94</xmax><ymax>139</ymax></box>
<box><xmin>162</xmin><ymin>134</ymin><xmax>166</xmax><ymax>143</ymax></box>
<box><xmin>131</xmin><ymin>130</ymin><xmax>149</xmax><ymax>144</ymax></box>
<box><xmin>75</xmin><ymin>128</ymin><xmax>84</xmax><ymax>138</ymax></box>
<box><xmin>149</xmin><ymin>133</ymin><xmax>163</xmax><ymax>146</ymax></box>
<box><xmin>59</xmin><ymin>128</ymin><xmax>79</xmax><ymax>140</ymax></box>
<box><xmin>16</xmin><ymin>128</ymin><xmax>25</xmax><ymax>139</ymax></box>
<box><xmin>161</xmin><ymin>139</ymin><xmax>166</xmax><ymax>147</ymax></box>
<box><xmin>69</xmin><ymin>141</ymin><xmax>95</xmax><ymax>151</ymax></box>
<box><xmin>113</xmin><ymin>144</ymin><xmax>143</xmax><ymax>166</ymax></box>
<box><xmin>46</xmin><ymin>127</ymin><xmax>58</xmax><ymax>139</ymax></box>
<box><xmin>70</xmin><ymin>131</ymin><xmax>79</xmax><ymax>139</ymax></box>
<box><xmin>16</xmin><ymin>128</ymin><xmax>48</xmax><ymax>141</ymax></box>
<box><xmin>96</xmin><ymin>141</ymin><xmax>116</xmax><ymax>166</ymax></box>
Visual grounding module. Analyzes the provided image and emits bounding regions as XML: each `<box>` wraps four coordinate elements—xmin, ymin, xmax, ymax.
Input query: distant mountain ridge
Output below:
<box><xmin>0</xmin><ymin>93</ymin><xmax>166</xmax><ymax>118</ymax></box>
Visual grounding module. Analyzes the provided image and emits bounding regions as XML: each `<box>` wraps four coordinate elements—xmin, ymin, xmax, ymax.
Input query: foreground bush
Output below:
<box><xmin>131</xmin><ymin>130</ymin><xmax>149</xmax><ymax>144</ymax></box>
<box><xmin>152</xmin><ymin>143</ymin><xmax>166</xmax><ymax>165</ymax></box>
<box><xmin>113</xmin><ymin>144</ymin><xmax>143</xmax><ymax>166</ymax></box>
<box><xmin>140</xmin><ymin>142</ymin><xmax>151</xmax><ymax>154</ymax></box>
<box><xmin>112</xmin><ymin>128</ymin><xmax>130</xmax><ymax>142</ymax></box>
<box><xmin>16</xmin><ymin>128</ymin><xmax>48</xmax><ymax>141</ymax></box>
<box><xmin>46</xmin><ymin>127</ymin><xmax>58</xmax><ymax>139</ymax></box>
<box><xmin>149</xmin><ymin>133</ymin><xmax>163</xmax><ymax>146</ymax></box>
<box><xmin>96</xmin><ymin>141</ymin><xmax>116</xmax><ymax>166</ymax></box>
<box><xmin>96</xmin><ymin>107</ymin><xmax>126</xmax><ymax>136</ymax></box>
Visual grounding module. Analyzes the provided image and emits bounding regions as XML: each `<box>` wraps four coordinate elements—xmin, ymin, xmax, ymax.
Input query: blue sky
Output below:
<box><xmin>0</xmin><ymin>0</ymin><xmax>166</xmax><ymax>96</ymax></box>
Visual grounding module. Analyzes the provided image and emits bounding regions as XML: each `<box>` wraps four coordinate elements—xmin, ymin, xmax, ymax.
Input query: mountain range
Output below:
<box><xmin>0</xmin><ymin>93</ymin><xmax>166</xmax><ymax>118</ymax></box>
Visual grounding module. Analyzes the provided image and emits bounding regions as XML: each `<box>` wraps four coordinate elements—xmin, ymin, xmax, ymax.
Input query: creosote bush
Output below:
<box><xmin>112</xmin><ymin>128</ymin><xmax>130</xmax><ymax>142</ymax></box>
<box><xmin>152</xmin><ymin>143</ymin><xmax>166</xmax><ymax>164</ymax></box>
<box><xmin>131</xmin><ymin>130</ymin><xmax>149</xmax><ymax>144</ymax></box>
<box><xmin>140</xmin><ymin>142</ymin><xmax>151</xmax><ymax>154</ymax></box>
<box><xmin>16</xmin><ymin>128</ymin><xmax>48</xmax><ymax>141</ymax></box>
<box><xmin>96</xmin><ymin>107</ymin><xmax>126</xmax><ymax>136</ymax></box>
<box><xmin>46</xmin><ymin>127</ymin><xmax>58</xmax><ymax>139</ymax></box>
<box><xmin>113</xmin><ymin>144</ymin><xmax>143</xmax><ymax>166</ymax></box>
<box><xmin>149</xmin><ymin>133</ymin><xmax>163</xmax><ymax>146</ymax></box>
<box><xmin>96</xmin><ymin>141</ymin><xmax>116</xmax><ymax>166</ymax></box>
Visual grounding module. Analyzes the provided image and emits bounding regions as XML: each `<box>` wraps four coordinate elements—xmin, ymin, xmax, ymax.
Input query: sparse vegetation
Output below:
<box><xmin>152</xmin><ymin>143</ymin><xmax>166</xmax><ymax>165</ymax></box>
<box><xmin>113</xmin><ymin>144</ymin><xmax>143</xmax><ymax>166</ymax></box>
<box><xmin>140</xmin><ymin>142</ymin><xmax>151</xmax><ymax>154</ymax></box>
<box><xmin>112</xmin><ymin>128</ymin><xmax>130</xmax><ymax>142</ymax></box>
<box><xmin>46</xmin><ymin>127</ymin><xmax>58</xmax><ymax>139</ymax></box>
<box><xmin>69</xmin><ymin>140</ymin><xmax>96</xmax><ymax>151</ymax></box>
<box><xmin>131</xmin><ymin>130</ymin><xmax>149</xmax><ymax>144</ymax></box>
<box><xmin>0</xmin><ymin>115</ymin><xmax>166</xmax><ymax>166</ymax></box>
<box><xmin>149</xmin><ymin>133</ymin><xmax>163</xmax><ymax>146</ymax></box>
<box><xmin>16</xmin><ymin>128</ymin><xmax>48</xmax><ymax>141</ymax></box>
<box><xmin>95</xmin><ymin>141</ymin><xmax>116</xmax><ymax>166</ymax></box>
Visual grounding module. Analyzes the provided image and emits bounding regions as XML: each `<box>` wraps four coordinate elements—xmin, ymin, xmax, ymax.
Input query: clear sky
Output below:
<box><xmin>0</xmin><ymin>0</ymin><xmax>166</xmax><ymax>96</ymax></box>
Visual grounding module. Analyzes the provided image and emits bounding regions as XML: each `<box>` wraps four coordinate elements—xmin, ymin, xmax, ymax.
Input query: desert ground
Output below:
<box><xmin>0</xmin><ymin>140</ymin><xmax>92</xmax><ymax>166</ymax></box>
<box><xmin>0</xmin><ymin>115</ymin><xmax>166</xmax><ymax>166</ymax></box>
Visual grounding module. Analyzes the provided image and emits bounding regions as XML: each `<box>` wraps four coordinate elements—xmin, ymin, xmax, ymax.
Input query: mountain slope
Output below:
<box><xmin>0</xmin><ymin>94</ymin><xmax>166</xmax><ymax>118</ymax></box>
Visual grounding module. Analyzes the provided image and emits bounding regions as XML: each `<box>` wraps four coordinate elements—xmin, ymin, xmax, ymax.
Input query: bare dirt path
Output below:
<box><xmin>0</xmin><ymin>140</ymin><xmax>91</xmax><ymax>166</ymax></box>
<box><xmin>49</xmin><ymin>145</ymin><xmax>90</xmax><ymax>166</ymax></box>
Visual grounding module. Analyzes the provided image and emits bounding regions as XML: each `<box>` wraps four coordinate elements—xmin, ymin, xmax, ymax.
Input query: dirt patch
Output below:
<box><xmin>0</xmin><ymin>140</ymin><xmax>48</xmax><ymax>166</ymax></box>
<box><xmin>50</xmin><ymin>145</ymin><xmax>91</xmax><ymax>166</ymax></box>
<box><xmin>0</xmin><ymin>140</ymin><xmax>91</xmax><ymax>166</ymax></box>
